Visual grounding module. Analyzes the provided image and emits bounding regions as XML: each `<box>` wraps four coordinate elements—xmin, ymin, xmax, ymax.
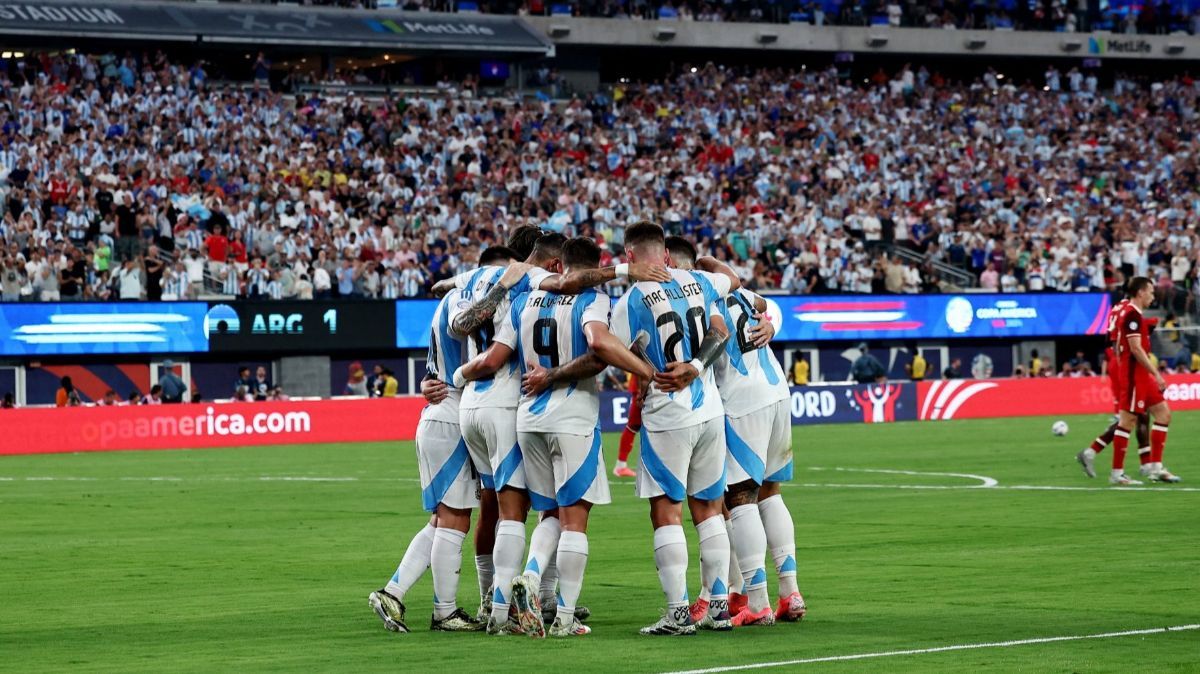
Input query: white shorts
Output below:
<box><xmin>416</xmin><ymin>418</ymin><xmax>480</xmax><ymax>513</ymax></box>
<box><xmin>726</xmin><ymin>399</ymin><xmax>793</xmax><ymax>485</ymax></box>
<box><xmin>636</xmin><ymin>417</ymin><xmax>726</xmax><ymax>502</ymax></box>
<box><xmin>518</xmin><ymin>427</ymin><xmax>611</xmax><ymax>512</ymax></box>
<box><xmin>460</xmin><ymin>407</ymin><xmax>519</xmax><ymax>492</ymax></box>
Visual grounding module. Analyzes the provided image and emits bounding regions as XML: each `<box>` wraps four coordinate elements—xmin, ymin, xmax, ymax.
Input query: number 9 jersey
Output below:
<box><xmin>610</xmin><ymin>268</ymin><xmax>732</xmax><ymax>431</ymax></box>
<box><xmin>495</xmin><ymin>288</ymin><xmax>612</xmax><ymax>432</ymax></box>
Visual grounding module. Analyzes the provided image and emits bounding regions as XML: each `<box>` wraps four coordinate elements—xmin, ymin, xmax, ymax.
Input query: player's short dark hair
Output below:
<box><xmin>625</xmin><ymin>221</ymin><xmax>665</xmax><ymax>249</ymax></box>
<box><xmin>479</xmin><ymin>245</ymin><xmax>518</xmax><ymax>267</ymax></box>
<box><xmin>562</xmin><ymin>236</ymin><xmax>601</xmax><ymax>269</ymax></box>
<box><xmin>1127</xmin><ymin>276</ymin><xmax>1153</xmax><ymax>297</ymax></box>
<box><xmin>530</xmin><ymin>232</ymin><xmax>567</xmax><ymax>262</ymax></box>
<box><xmin>664</xmin><ymin>236</ymin><xmax>697</xmax><ymax>264</ymax></box>
<box><xmin>506</xmin><ymin>225</ymin><xmax>543</xmax><ymax>261</ymax></box>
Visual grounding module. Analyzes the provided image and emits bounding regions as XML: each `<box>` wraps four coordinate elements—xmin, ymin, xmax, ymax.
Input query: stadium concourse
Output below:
<box><xmin>1</xmin><ymin>50</ymin><xmax>1200</xmax><ymax>311</ymax></box>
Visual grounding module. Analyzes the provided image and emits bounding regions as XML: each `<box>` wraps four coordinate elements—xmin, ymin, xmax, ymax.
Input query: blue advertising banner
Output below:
<box><xmin>0</xmin><ymin>303</ymin><xmax>210</xmax><ymax>356</ymax></box>
<box><xmin>597</xmin><ymin>383</ymin><xmax>918</xmax><ymax>432</ymax></box>
<box><xmin>766</xmin><ymin>293</ymin><xmax>1111</xmax><ymax>342</ymax></box>
<box><xmin>395</xmin><ymin>300</ymin><xmax>439</xmax><ymax>349</ymax></box>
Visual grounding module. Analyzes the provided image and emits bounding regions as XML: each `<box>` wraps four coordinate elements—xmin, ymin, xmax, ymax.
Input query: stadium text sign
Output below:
<box><xmin>0</xmin><ymin>398</ymin><xmax>424</xmax><ymax>455</ymax></box>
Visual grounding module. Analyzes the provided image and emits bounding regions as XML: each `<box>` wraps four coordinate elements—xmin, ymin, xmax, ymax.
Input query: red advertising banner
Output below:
<box><xmin>0</xmin><ymin>398</ymin><xmax>426</xmax><ymax>455</ymax></box>
<box><xmin>917</xmin><ymin>374</ymin><xmax>1200</xmax><ymax>421</ymax></box>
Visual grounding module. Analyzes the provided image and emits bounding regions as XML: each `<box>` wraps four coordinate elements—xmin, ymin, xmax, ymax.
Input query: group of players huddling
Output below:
<box><xmin>1077</xmin><ymin>277</ymin><xmax>1182</xmax><ymax>486</ymax></box>
<box><xmin>368</xmin><ymin>223</ymin><xmax>806</xmax><ymax>637</ymax></box>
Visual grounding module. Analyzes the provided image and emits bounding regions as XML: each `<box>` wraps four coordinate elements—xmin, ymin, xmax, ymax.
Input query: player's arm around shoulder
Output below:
<box><xmin>694</xmin><ymin>256</ymin><xmax>741</xmax><ymax>295</ymax></box>
<box><xmin>536</xmin><ymin>263</ymin><xmax>671</xmax><ymax>295</ymax></box>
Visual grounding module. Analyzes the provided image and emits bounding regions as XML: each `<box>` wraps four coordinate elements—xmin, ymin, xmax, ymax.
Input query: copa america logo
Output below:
<box><xmin>945</xmin><ymin>297</ymin><xmax>974</xmax><ymax>334</ymax></box>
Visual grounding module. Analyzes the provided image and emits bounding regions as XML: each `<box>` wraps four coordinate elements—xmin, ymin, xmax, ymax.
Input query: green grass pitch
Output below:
<box><xmin>2</xmin><ymin>413</ymin><xmax>1197</xmax><ymax>673</ymax></box>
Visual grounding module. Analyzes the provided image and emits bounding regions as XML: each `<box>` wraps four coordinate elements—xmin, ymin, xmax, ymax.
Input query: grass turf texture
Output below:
<box><xmin>2</xmin><ymin>413</ymin><xmax>1197</xmax><ymax>673</ymax></box>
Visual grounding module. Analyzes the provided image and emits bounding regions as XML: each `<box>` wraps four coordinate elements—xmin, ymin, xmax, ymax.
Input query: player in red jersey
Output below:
<box><xmin>613</xmin><ymin>374</ymin><xmax>642</xmax><ymax>478</ymax></box>
<box><xmin>1077</xmin><ymin>298</ymin><xmax>1151</xmax><ymax>479</ymax></box>
<box><xmin>1111</xmin><ymin>278</ymin><xmax>1181</xmax><ymax>485</ymax></box>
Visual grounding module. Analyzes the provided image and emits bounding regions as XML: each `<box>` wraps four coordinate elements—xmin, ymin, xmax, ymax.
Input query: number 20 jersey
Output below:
<box><xmin>711</xmin><ymin>288</ymin><xmax>791</xmax><ymax>418</ymax></box>
<box><xmin>495</xmin><ymin>288</ymin><xmax>611</xmax><ymax>434</ymax></box>
<box><xmin>610</xmin><ymin>267</ymin><xmax>732</xmax><ymax>432</ymax></box>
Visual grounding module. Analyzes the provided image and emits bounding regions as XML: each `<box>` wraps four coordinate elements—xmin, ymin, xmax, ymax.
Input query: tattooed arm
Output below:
<box><xmin>449</xmin><ymin>262</ymin><xmax>530</xmax><ymax>337</ymax></box>
<box><xmin>523</xmin><ymin>324</ymin><xmax>656</xmax><ymax>396</ymax></box>
<box><xmin>536</xmin><ymin>263</ymin><xmax>672</xmax><ymax>295</ymax></box>
<box><xmin>653</xmin><ymin>313</ymin><xmax>730</xmax><ymax>392</ymax></box>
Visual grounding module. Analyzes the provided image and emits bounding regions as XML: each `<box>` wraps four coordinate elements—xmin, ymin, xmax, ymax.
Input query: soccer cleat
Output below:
<box><xmin>509</xmin><ymin>575</ymin><xmax>545</xmax><ymax>638</ymax></box>
<box><xmin>775</xmin><ymin>592</ymin><xmax>807</xmax><ymax>622</ymax></box>
<box><xmin>696</xmin><ymin>609</ymin><xmax>734</xmax><ymax>632</ymax></box>
<box><xmin>1076</xmin><ymin>449</ymin><xmax>1096</xmax><ymax>478</ymax></box>
<box><xmin>729</xmin><ymin>592</ymin><xmax>748</xmax><ymax>616</ymax></box>
<box><xmin>1109</xmin><ymin>473</ymin><xmax>1142</xmax><ymax>486</ymax></box>
<box><xmin>688</xmin><ymin>598</ymin><xmax>709</xmax><ymax>625</ymax></box>
<box><xmin>548</xmin><ymin>616</ymin><xmax>592</xmax><ymax>637</ymax></box>
<box><xmin>732</xmin><ymin>606</ymin><xmax>776</xmax><ymax>627</ymax></box>
<box><xmin>543</xmin><ymin>604</ymin><xmax>591</xmax><ymax>624</ymax></box>
<box><xmin>613</xmin><ymin>466</ymin><xmax>636</xmax><ymax>478</ymax></box>
<box><xmin>1151</xmin><ymin>469</ymin><xmax>1182</xmax><ymax>483</ymax></box>
<box><xmin>368</xmin><ymin>589</ymin><xmax>410</xmax><ymax>633</ymax></box>
<box><xmin>639</xmin><ymin>609</ymin><xmax>697</xmax><ymax>636</ymax></box>
<box><xmin>475</xmin><ymin>592</ymin><xmax>493</xmax><ymax>623</ymax></box>
<box><xmin>485</xmin><ymin>615</ymin><xmax>525</xmax><ymax>636</ymax></box>
<box><xmin>430</xmin><ymin>608</ymin><xmax>485</xmax><ymax>632</ymax></box>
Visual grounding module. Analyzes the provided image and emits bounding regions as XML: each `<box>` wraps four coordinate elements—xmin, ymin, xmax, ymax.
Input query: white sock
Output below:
<box><xmin>725</xmin><ymin>518</ymin><xmax>744</xmax><ymax>595</ymax></box>
<box><xmin>475</xmin><ymin>554</ymin><xmax>493</xmax><ymax>605</ymax></box>
<box><xmin>555</xmin><ymin>531</ymin><xmax>588</xmax><ymax>624</ymax></box>
<box><xmin>1111</xmin><ymin>468</ymin><xmax>1125</xmax><ymax>479</ymax></box>
<box><xmin>431</xmin><ymin>528</ymin><xmax>466</xmax><ymax>620</ymax></box>
<box><xmin>759</xmin><ymin>494</ymin><xmax>799</xmax><ymax>597</ymax></box>
<box><xmin>1083</xmin><ymin>447</ymin><xmax>1097</xmax><ymax>459</ymax></box>
<box><xmin>615</xmin><ymin>460</ymin><xmax>628</xmax><ymax>469</ymax></box>
<box><xmin>653</xmin><ymin>524</ymin><xmax>690</xmax><ymax>621</ymax></box>
<box><xmin>490</xmin><ymin>520</ymin><xmax>526</xmax><ymax>622</ymax></box>
<box><xmin>384</xmin><ymin>523</ymin><xmax>435</xmax><ymax>601</ymax></box>
<box><xmin>730</xmin><ymin>504</ymin><xmax>770</xmax><ymax>612</ymax></box>
<box><xmin>540</xmin><ymin>554</ymin><xmax>559</xmax><ymax>608</ymax></box>
<box><xmin>524</xmin><ymin>516</ymin><xmax>562</xmax><ymax>589</ymax></box>
<box><xmin>696</xmin><ymin>515</ymin><xmax>730</xmax><ymax>617</ymax></box>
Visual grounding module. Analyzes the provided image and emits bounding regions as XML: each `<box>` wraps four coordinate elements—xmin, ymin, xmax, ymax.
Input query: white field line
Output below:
<box><xmin>660</xmin><ymin>624</ymin><xmax>1200</xmax><ymax>674</ymax></box>
<box><xmin>1</xmin><ymin>468</ymin><xmax>1198</xmax><ymax>492</ymax></box>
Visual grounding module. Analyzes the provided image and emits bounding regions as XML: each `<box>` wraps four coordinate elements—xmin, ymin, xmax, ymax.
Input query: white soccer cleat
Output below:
<box><xmin>509</xmin><ymin>575</ymin><xmax>545</xmax><ymax>638</ymax></box>
<box><xmin>368</xmin><ymin>590</ymin><xmax>410</xmax><ymax>633</ymax></box>
<box><xmin>1076</xmin><ymin>449</ymin><xmax>1096</xmax><ymax>478</ymax></box>
<box><xmin>639</xmin><ymin>608</ymin><xmax>697</xmax><ymax>636</ymax></box>
<box><xmin>1109</xmin><ymin>473</ymin><xmax>1142</xmax><ymax>486</ymax></box>
<box><xmin>1151</xmin><ymin>468</ymin><xmax>1182</xmax><ymax>483</ymax></box>
<box><xmin>548</xmin><ymin>616</ymin><xmax>592</xmax><ymax>637</ymax></box>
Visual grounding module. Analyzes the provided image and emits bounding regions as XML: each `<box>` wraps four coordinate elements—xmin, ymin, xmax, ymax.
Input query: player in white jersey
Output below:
<box><xmin>666</xmin><ymin>237</ymin><xmax>806</xmax><ymax>627</ymax></box>
<box><xmin>443</xmin><ymin>228</ymin><xmax>670</xmax><ymax>634</ymax></box>
<box><xmin>369</xmin><ymin>251</ymin><xmax>520</xmax><ymax>634</ymax></box>
<box><xmin>481</xmin><ymin>237</ymin><xmax>661</xmax><ymax>637</ymax></box>
<box><xmin>608</xmin><ymin>222</ymin><xmax>743</xmax><ymax>636</ymax></box>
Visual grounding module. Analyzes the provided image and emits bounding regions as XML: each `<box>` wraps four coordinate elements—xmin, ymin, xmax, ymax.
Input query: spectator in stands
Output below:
<box><xmin>234</xmin><ymin>367</ymin><xmax>254</xmax><ymax>399</ymax></box>
<box><xmin>159</xmin><ymin>360</ymin><xmax>187</xmax><ymax>404</ymax></box>
<box><xmin>1030</xmin><ymin>349</ymin><xmax>1045</xmax><ymax>376</ymax></box>
<box><xmin>943</xmin><ymin>358</ymin><xmax>964</xmax><ymax>380</ymax></box>
<box><xmin>116</xmin><ymin>259</ymin><xmax>143</xmax><ymax>300</ymax></box>
<box><xmin>906</xmin><ymin>349</ymin><xmax>927</xmax><ymax>381</ymax></box>
<box><xmin>56</xmin><ymin>376</ymin><xmax>81</xmax><ymax>407</ymax></box>
<box><xmin>851</xmin><ymin>343</ymin><xmax>886</xmax><ymax>384</ymax></box>
<box><xmin>145</xmin><ymin>385</ymin><xmax>164</xmax><ymax>404</ymax></box>
<box><xmin>252</xmin><ymin>366</ymin><xmax>272</xmax><ymax>401</ymax></box>
<box><xmin>98</xmin><ymin>390</ymin><xmax>120</xmax><ymax>407</ymax></box>
<box><xmin>125</xmin><ymin>390</ymin><xmax>142</xmax><ymax>406</ymax></box>
<box><xmin>791</xmin><ymin>353</ymin><xmax>810</xmax><ymax>385</ymax></box>
<box><xmin>2</xmin><ymin>392</ymin><xmax>14</xmax><ymax>408</ymax></box>
<box><xmin>345</xmin><ymin>361</ymin><xmax>368</xmax><ymax>396</ymax></box>
<box><xmin>367</xmin><ymin>364</ymin><xmax>384</xmax><ymax>397</ymax></box>
<box><xmin>380</xmin><ymin>369</ymin><xmax>400</xmax><ymax>397</ymax></box>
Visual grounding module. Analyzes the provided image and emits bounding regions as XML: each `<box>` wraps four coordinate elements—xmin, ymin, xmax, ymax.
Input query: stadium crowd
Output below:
<box><xmin>1</xmin><ymin>50</ymin><xmax>1199</xmax><ymax>312</ymax></box>
<box><xmin>233</xmin><ymin>0</ymin><xmax>1200</xmax><ymax>34</ymax></box>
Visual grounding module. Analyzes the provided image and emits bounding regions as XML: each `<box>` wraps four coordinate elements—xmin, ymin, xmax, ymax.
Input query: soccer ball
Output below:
<box><xmin>1051</xmin><ymin>421</ymin><xmax>1069</xmax><ymax>437</ymax></box>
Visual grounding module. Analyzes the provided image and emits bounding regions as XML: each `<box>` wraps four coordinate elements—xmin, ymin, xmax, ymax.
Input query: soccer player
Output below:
<box><xmin>1111</xmin><ymin>278</ymin><xmax>1181</xmax><ymax>485</ymax></box>
<box><xmin>614</xmin><ymin>374</ymin><xmax>642</xmax><ymax>478</ymax></box>
<box><xmin>367</xmin><ymin>250</ymin><xmax>522</xmax><ymax>633</ymax></box>
<box><xmin>609</xmin><ymin>222</ymin><xmax>741</xmax><ymax>636</ymax></box>
<box><xmin>464</xmin><ymin>236</ymin><xmax>660</xmax><ymax>637</ymax></box>
<box><xmin>665</xmin><ymin>237</ymin><xmax>806</xmax><ymax>627</ymax></box>
<box><xmin>1077</xmin><ymin>296</ymin><xmax>1152</xmax><ymax>481</ymax></box>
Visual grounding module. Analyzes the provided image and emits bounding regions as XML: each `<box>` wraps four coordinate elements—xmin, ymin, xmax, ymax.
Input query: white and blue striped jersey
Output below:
<box><xmin>424</xmin><ymin>288</ymin><xmax>467</xmax><ymax>424</ymax></box>
<box><xmin>610</xmin><ymin>268</ymin><xmax>732</xmax><ymax>431</ymax></box>
<box><xmin>712</xmin><ymin>288</ymin><xmax>790</xmax><ymax>418</ymax></box>
<box><xmin>494</xmin><ymin>288</ymin><xmax>610</xmax><ymax>434</ymax></box>
<box><xmin>453</xmin><ymin>265</ymin><xmax>552</xmax><ymax>410</ymax></box>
